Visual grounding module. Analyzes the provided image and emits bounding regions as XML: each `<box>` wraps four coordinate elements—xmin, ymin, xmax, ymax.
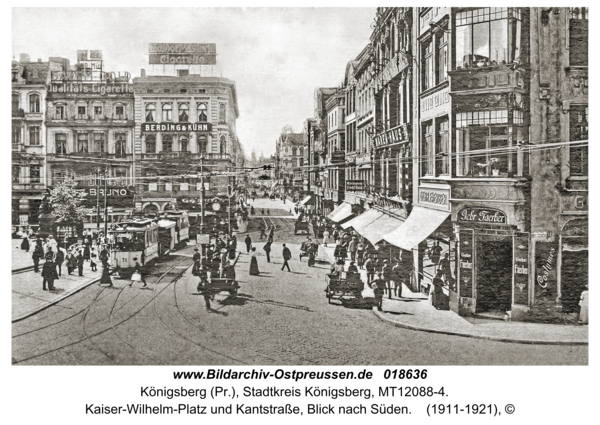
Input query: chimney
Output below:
<box><xmin>20</xmin><ymin>53</ymin><xmax>30</xmax><ymax>62</ymax></box>
<box><xmin>141</xmin><ymin>69</ymin><xmax>146</xmax><ymax>78</ymax></box>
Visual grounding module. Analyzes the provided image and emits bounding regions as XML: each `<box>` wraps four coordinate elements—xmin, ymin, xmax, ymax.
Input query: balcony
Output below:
<box><xmin>448</xmin><ymin>64</ymin><xmax>528</xmax><ymax>95</ymax></box>
<box><xmin>12</xmin><ymin>108</ymin><xmax>25</xmax><ymax>118</ymax></box>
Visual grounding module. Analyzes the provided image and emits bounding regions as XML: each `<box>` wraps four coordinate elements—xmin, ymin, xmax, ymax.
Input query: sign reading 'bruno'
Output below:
<box><xmin>458</xmin><ymin>207</ymin><xmax>506</xmax><ymax>224</ymax></box>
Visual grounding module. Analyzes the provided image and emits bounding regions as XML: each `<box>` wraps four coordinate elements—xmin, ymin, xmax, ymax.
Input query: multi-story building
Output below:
<box><xmin>133</xmin><ymin>69</ymin><xmax>240</xmax><ymax>215</ymax></box>
<box><xmin>12</xmin><ymin>55</ymin><xmax>61</xmax><ymax>227</ymax></box>
<box><xmin>276</xmin><ymin>132</ymin><xmax>304</xmax><ymax>199</ymax></box>
<box><xmin>45</xmin><ymin>50</ymin><xmax>135</xmax><ymax>236</ymax></box>
<box><xmin>324</xmin><ymin>90</ymin><xmax>345</xmax><ymax>215</ymax></box>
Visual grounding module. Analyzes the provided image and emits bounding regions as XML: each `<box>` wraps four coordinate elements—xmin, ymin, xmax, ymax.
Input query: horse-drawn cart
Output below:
<box><xmin>325</xmin><ymin>273</ymin><xmax>364</xmax><ymax>304</ymax></box>
<box><xmin>197</xmin><ymin>277</ymin><xmax>240</xmax><ymax>297</ymax></box>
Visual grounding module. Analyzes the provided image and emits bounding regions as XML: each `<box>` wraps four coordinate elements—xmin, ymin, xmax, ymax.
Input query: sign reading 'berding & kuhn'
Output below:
<box><xmin>458</xmin><ymin>207</ymin><xmax>506</xmax><ymax>224</ymax></box>
<box><xmin>141</xmin><ymin>123</ymin><xmax>212</xmax><ymax>132</ymax></box>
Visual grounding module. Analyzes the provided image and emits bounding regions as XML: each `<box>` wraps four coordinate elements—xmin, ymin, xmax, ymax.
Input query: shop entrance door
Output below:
<box><xmin>561</xmin><ymin>249</ymin><xmax>588</xmax><ymax>314</ymax></box>
<box><xmin>477</xmin><ymin>240</ymin><xmax>513</xmax><ymax>312</ymax></box>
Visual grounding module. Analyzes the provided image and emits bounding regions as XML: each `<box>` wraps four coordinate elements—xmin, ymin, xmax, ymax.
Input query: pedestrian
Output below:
<box><xmin>428</xmin><ymin>241</ymin><xmax>443</xmax><ymax>265</ymax></box>
<box><xmin>32</xmin><ymin>242</ymin><xmax>43</xmax><ymax>273</ymax></box>
<box><xmin>261</xmin><ymin>209</ymin><xmax>265</xmax><ymax>215</ymax></box>
<box><xmin>348</xmin><ymin>236</ymin><xmax>358</xmax><ymax>262</ymax></box>
<box><xmin>438</xmin><ymin>253</ymin><xmax>452</xmax><ymax>282</ymax></box>
<box><xmin>42</xmin><ymin>258</ymin><xmax>59</xmax><ymax>291</ymax></box>
<box><xmin>65</xmin><ymin>249</ymin><xmax>75</xmax><ymax>275</ymax></box>
<box><xmin>99</xmin><ymin>245</ymin><xmax>109</xmax><ymax>267</ymax></box>
<box><xmin>266</xmin><ymin>209</ymin><xmax>270</xmax><ymax>215</ymax></box>
<box><xmin>365</xmin><ymin>255</ymin><xmax>375</xmax><ymax>284</ymax></box>
<box><xmin>21</xmin><ymin>234</ymin><xmax>30</xmax><ymax>252</ymax></box>
<box><xmin>356</xmin><ymin>241</ymin><xmax>365</xmax><ymax>268</ymax></box>
<box><xmin>45</xmin><ymin>235</ymin><xmax>58</xmax><ymax>255</ymax></box>
<box><xmin>322</xmin><ymin>229</ymin><xmax>330</xmax><ymax>247</ymax></box>
<box><xmin>244</xmin><ymin>234</ymin><xmax>252</xmax><ymax>253</ymax></box>
<box><xmin>391</xmin><ymin>259</ymin><xmax>403</xmax><ymax>298</ymax></box>
<box><xmin>381</xmin><ymin>259</ymin><xmax>392</xmax><ymax>298</ymax></box>
<box><xmin>90</xmin><ymin>248</ymin><xmax>97</xmax><ymax>272</ymax></box>
<box><xmin>100</xmin><ymin>262</ymin><xmax>113</xmax><ymax>287</ymax></box>
<box><xmin>128</xmin><ymin>257</ymin><xmax>148</xmax><ymax>288</ymax></box>
<box><xmin>372</xmin><ymin>274</ymin><xmax>386</xmax><ymax>311</ymax></box>
<box><xmin>55</xmin><ymin>246</ymin><xmax>65</xmax><ymax>277</ymax></box>
<box><xmin>249</xmin><ymin>247</ymin><xmax>260</xmax><ymax>275</ymax></box>
<box><xmin>44</xmin><ymin>246</ymin><xmax>56</xmax><ymax>262</ymax></box>
<box><xmin>260</xmin><ymin>225</ymin><xmax>267</xmax><ymax>239</ymax></box>
<box><xmin>307</xmin><ymin>242</ymin><xmax>316</xmax><ymax>267</ymax></box>
<box><xmin>83</xmin><ymin>241</ymin><xmax>91</xmax><ymax>261</ymax></box>
<box><xmin>77</xmin><ymin>250</ymin><xmax>84</xmax><ymax>276</ymax></box>
<box><xmin>431</xmin><ymin>270</ymin><xmax>447</xmax><ymax>310</ymax></box>
<box><xmin>269</xmin><ymin>225</ymin><xmax>275</xmax><ymax>241</ymax></box>
<box><xmin>281</xmin><ymin>243</ymin><xmax>292</xmax><ymax>272</ymax></box>
<box><xmin>263</xmin><ymin>240</ymin><xmax>272</xmax><ymax>262</ymax></box>
<box><xmin>250</xmin><ymin>205</ymin><xmax>255</xmax><ymax>215</ymax></box>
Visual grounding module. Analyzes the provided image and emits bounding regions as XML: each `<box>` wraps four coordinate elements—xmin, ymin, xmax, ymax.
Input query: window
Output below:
<box><xmin>436</xmin><ymin>28</ymin><xmax>449</xmax><ymax>84</ymax></box>
<box><xmin>94</xmin><ymin>132</ymin><xmax>105</xmax><ymax>152</ymax></box>
<box><xmin>163</xmin><ymin>88</ymin><xmax>171</xmax><ymax>93</ymax></box>
<box><xmin>180</xmin><ymin>88</ymin><xmax>187</xmax><ymax>93</ymax></box>
<box><xmin>569</xmin><ymin>105</ymin><xmax>588</xmax><ymax>175</ymax></box>
<box><xmin>422</xmin><ymin>39</ymin><xmax>434</xmax><ymax>90</ymax></box>
<box><xmin>162</xmin><ymin>103</ymin><xmax>172</xmax><ymax>121</ymax></box>
<box><xmin>457</xmin><ymin>126</ymin><xmax>513</xmax><ymax>177</ymax></box>
<box><xmin>29</xmin><ymin>94</ymin><xmax>40</xmax><ymax>113</ymax></box>
<box><xmin>197</xmin><ymin>103</ymin><xmax>207</xmax><ymax>122</ymax></box>
<box><xmin>77</xmin><ymin>133</ymin><xmax>89</xmax><ymax>153</ymax></box>
<box><xmin>55</xmin><ymin>104</ymin><xmax>65</xmax><ymax>120</ymax></box>
<box><xmin>435</xmin><ymin>117</ymin><xmax>449</xmax><ymax>175</ymax></box>
<box><xmin>180</xmin><ymin>136</ymin><xmax>188</xmax><ymax>152</ymax></box>
<box><xmin>94</xmin><ymin>105</ymin><xmax>103</xmax><ymax>117</ymax></box>
<box><xmin>113</xmin><ymin>168</ymin><xmax>128</xmax><ymax>186</ymax></box>
<box><xmin>569</xmin><ymin>8</ymin><xmax>588</xmax><ymax>66</ymax></box>
<box><xmin>29</xmin><ymin>126</ymin><xmax>40</xmax><ymax>146</ymax></box>
<box><xmin>115</xmin><ymin>133</ymin><xmax>126</xmax><ymax>157</ymax></box>
<box><xmin>178</xmin><ymin>69</ymin><xmax>189</xmax><ymax>77</ymax></box>
<box><xmin>292</xmin><ymin>148</ymin><xmax>297</xmax><ymax>156</ymax></box>
<box><xmin>162</xmin><ymin>135</ymin><xmax>173</xmax><ymax>152</ymax></box>
<box><xmin>56</xmin><ymin>133</ymin><xmax>67</xmax><ymax>154</ymax></box>
<box><xmin>421</xmin><ymin>121</ymin><xmax>434</xmax><ymax>176</ymax></box>
<box><xmin>455</xmin><ymin>8</ymin><xmax>522</xmax><ymax>69</ymax></box>
<box><xmin>115</xmin><ymin>105</ymin><xmax>124</xmax><ymax>119</ymax></box>
<box><xmin>12</xmin><ymin>125</ymin><xmax>21</xmax><ymax>147</ymax></box>
<box><xmin>77</xmin><ymin>105</ymin><xmax>87</xmax><ymax>119</ymax></box>
<box><xmin>30</xmin><ymin>165</ymin><xmax>40</xmax><ymax>184</ymax></box>
<box><xmin>220</xmin><ymin>136</ymin><xmax>227</xmax><ymax>154</ymax></box>
<box><xmin>198</xmin><ymin>135</ymin><xmax>207</xmax><ymax>153</ymax></box>
<box><xmin>219</xmin><ymin>103</ymin><xmax>226</xmax><ymax>123</ymax></box>
<box><xmin>145</xmin><ymin>103</ymin><xmax>155</xmax><ymax>122</ymax></box>
<box><xmin>146</xmin><ymin>135</ymin><xmax>156</xmax><ymax>153</ymax></box>
<box><xmin>178</xmin><ymin>103</ymin><xmax>189</xmax><ymax>122</ymax></box>
<box><xmin>12</xmin><ymin>93</ymin><xmax>19</xmax><ymax>115</ymax></box>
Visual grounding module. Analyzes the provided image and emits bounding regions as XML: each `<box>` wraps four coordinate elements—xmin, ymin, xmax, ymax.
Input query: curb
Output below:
<box><xmin>12</xmin><ymin>266</ymin><xmax>34</xmax><ymax>274</ymax></box>
<box><xmin>372</xmin><ymin>307</ymin><xmax>588</xmax><ymax>346</ymax></box>
<box><xmin>12</xmin><ymin>277</ymin><xmax>101</xmax><ymax>323</ymax></box>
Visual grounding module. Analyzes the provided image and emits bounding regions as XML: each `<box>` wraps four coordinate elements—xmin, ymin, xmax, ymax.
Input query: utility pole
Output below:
<box><xmin>199</xmin><ymin>155</ymin><xmax>204</xmax><ymax>235</ymax></box>
<box><xmin>227</xmin><ymin>184</ymin><xmax>232</xmax><ymax>236</ymax></box>
<box><xmin>103</xmin><ymin>167</ymin><xmax>108</xmax><ymax>236</ymax></box>
<box><xmin>96</xmin><ymin>168</ymin><xmax>100</xmax><ymax>232</ymax></box>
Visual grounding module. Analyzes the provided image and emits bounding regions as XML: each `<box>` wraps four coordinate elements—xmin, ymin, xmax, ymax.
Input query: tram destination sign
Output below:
<box><xmin>148</xmin><ymin>43</ymin><xmax>217</xmax><ymax>65</ymax></box>
<box><xmin>458</xmin><ymin>207</ymin><xmax>506</xmax><ymax>224</ymax></box>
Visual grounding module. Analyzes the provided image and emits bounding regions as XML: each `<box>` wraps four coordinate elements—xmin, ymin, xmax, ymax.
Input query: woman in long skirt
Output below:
<box><xmin>83</xmin><ymin>242</ymin><xmax>91</xmax><ymax>261</ymax></box>
<box><xmin>100</xmin><ymin>262</ymin><xmax>113</xmax><ymax>286</ymax></box>
<box><xmin>21</xmin><ymin>235</ymin><xmax>30</xmax><ymax>252</ymax></box>
<box><xmin>249</xmin><ymin>247</ymin><xmax>260</xmax><ymax>275</ymax></box>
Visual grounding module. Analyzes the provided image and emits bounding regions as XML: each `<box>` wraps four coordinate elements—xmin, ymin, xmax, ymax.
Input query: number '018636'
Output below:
<box><xmin>384</xmin><ymin>369</ymin><xmax>427</xmax><ymax>379</ymax></box>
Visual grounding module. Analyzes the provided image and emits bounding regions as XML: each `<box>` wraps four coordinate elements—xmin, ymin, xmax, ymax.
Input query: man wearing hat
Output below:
<box><xmin>219</xmin><ymin>248</ymin><xmax>228</xmax><ymax>277</ymax></box>
<box><xmin>244</xmin><ymin>234</ymin><xmax>252</xmax><ymax>253</ymax></box>
<box><xmin>348</xmin><ymin>236</ymin><xmax>358</xmax><ymax>262</ymax></box>
<box><xmin>192</xmin><ymin>248</ymin><xmax>201</xmax><ymax>275</ymax></box>
<box><xmin>381</xmin><ymin>259</ymin><xmax>392</xmax><ymax>298</ymax></box>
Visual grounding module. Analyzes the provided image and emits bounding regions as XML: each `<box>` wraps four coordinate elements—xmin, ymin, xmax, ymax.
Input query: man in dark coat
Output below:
<box><xmin>263</xmin><ymin>240</ymin><xmax>272</xmax><ymax>263</ymax></box>
<box><xmin>99</xmin><ymin>246</ymin><xmax>109</xmax><ymax>267</ymax></box>
<box><xmin>21</xmin><ymin>235</ymin><xmax>30</xmax><ymax>252</ymax></box>
<box><xmin>77</xmin><ymin>251</ymin><xmax>85</xmax><ymax>276</ymax></box>
<box><xmin>281</xmin><ymin>243</ymin><xmax>292</xmax><ymax>272</ymax></box>
<box><xmin>42</xmin><ymin>259</ymin><xmax>59</xmax><ymax>291</ymax></box>
<box><xmin>268</xmin><ymin>225</ymin><xmax>275</xmax><ymax>241</ymax></box>
<box><xmin>381</xmin><ymin>259</ymin><xmax>392</xmax><ymax>298</ymax></box>
<box><xmin>244</xmin><ymin>235</ymin><xmax>252</xmax><ymax>253</ymax></box>
<box><xmin>32</xmin><ymin>242</ymin><xmax>43</xmax><ymax>273</ymax></box>
<box><xmin>55</xmin><ymin>248</ymin><xmax>65</xmax><ymax>277</ymax></box>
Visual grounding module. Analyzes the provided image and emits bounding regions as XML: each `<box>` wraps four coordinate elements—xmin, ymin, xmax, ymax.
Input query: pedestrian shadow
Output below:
<box><xmin>218</xmin><ymin>294</ymin><xmax>252</xmax><ymax>307</ymax></box>
<box><xmin>383</xmin><ymin>310</ymin><xmax>415</xmax><ymax>316</ymax></box>
<box><xmin>329</xmin><ymin>297</ymin><xmax>377</xmax><ymax>310</ymax></box>
<box><xmin>207</xmin><ymin>307</ymin><xmax>228</xmax><ymax>316</ymax></box>
<box><xmin>48</xmin><ymin>287</ymin><xmax>66</xmax><ymax>295</ymax></box>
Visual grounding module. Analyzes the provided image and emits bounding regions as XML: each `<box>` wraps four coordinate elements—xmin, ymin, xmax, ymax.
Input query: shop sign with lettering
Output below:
<box><xmin>330</xmin><ymin>150</ymin><xmax>346</xmax><ymax>163</ymax></box>
<box><xmin>534</xmin><ymin>242</ymin><xmax>557</xmax><ymax>303</ymax></box>
<box><xmin>458</xmin><ymin>207</ymin><xmax>506</xmax><ymax>224</ymax></box>
<box><xmin>346</xmin><ymin>180</ymin><xmax>365</xmax><ymax>192</ymax></box>
<box><xmin>355</xmin><ymin>152</ymin><xmax>371</xmax><ymax>165</ymax></box>
<box><xmin>141</xmin><ymin>123</ymin><xmax>212</xmax><ymax>132</ymax></box>
<box><xmin>561</xmin><ymin>193</ymin><xmax>588</xmax><ymax>214</ymax></box>
<box><xmin>458</xmin><ymin>232</ymin><xmax>474</xmax><ymax>298</ymax></box>
<box><xmin>48</xmin><ymin>83</ymin><xmax>134</xmax><ymax>94</ymax></box>
<box><xmin>82</xmin><ymin>187</ymin><xmax>134</xmax><ymax>207</ymax></box>
<box><xmin>513</xmin><ymin>234</ymin><xmax>529</xmax><ymax>305</ymax></box>
<box><xmin>148</xmin><ymin>43</ymin><xmax>217</xmax><ymax>65</ymax></box>
<box><xmin>418</xmin><ymin>187</ymin><xmax>450</xmax><ymax>210</ymax></box>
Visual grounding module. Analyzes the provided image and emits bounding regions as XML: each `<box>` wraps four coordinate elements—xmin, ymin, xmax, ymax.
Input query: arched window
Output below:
<box><xmin>198</xmin><ymin>135</ymin><xmax>207</xmax><ymax>154</ymax></box>
<box><xmin>55</xmin><ymin>133</ymin><xmax>67</xmax><ymax>155</ymax></box>
<box><xmin>299</xmin><ymin>158</ymin><xmax>304</xmax><ymax>166</ymax></box>
<box><xmin>115</xmin><ymin>133</ymin><xmax>126</xmax><ymax>157</ymax></box>
<box><xmin>162</xmin><ymin>135</ymin><xmax>173</xmax><ymax>152</ymax></box>
<box><xmin>180</xmin><ymin>136</ymin><xmax>188</xmax><ymax>152</ymax></box>
<box><xmin>292</xmin><ymin>148</ymin><xmax>297</xmax><ymax>156</ymax></box>
<box><xmin>197</xmin><ymin>103</ymin><xmax>207</xmax><ymax>122</ymax></box>
<box><xmin>77</xmin><ymin>132</ymin><xmax>89</xmax><ymax>153</ymax></box>
<box><xmin>145</xmin><ymin>103</ymin><xmax>156</xmax><ymax>122</ymax></box>
<box><xmin>29</xmin><ymin>94</ymin><xmax>40</xmax><ymax>113</ymax></box>
<box><xmin>178</xmin><ymin>103</ymin><xmax>189</xmax><ymax>122</ymax></box>
<box><xmin>219</xmin><ymin>103</ymin><xmax>226</xmax><ymax>123</ymax></box>
<box><xmin>299</xmin><ymin>147</ymin><xmax>304</xmax><ymax>156</ymax></box>
<box><xmin>146</xmin><ymin>135</ymin><xmax>156</xmax><ymax>153</ymax></box>
<box><xmin>293</xmin><ymin>158</ymin><xmax>298</xmax><ymax>168</ymax></box>
<box><xmin>219</xmin><ymin>136</ymin><xmax>227</xmax><ymax>154</ymax></box>
<box><xmin>162</xmin><ymin>103</ymin><xmax>172</xmax><ymax>121</ymax></box>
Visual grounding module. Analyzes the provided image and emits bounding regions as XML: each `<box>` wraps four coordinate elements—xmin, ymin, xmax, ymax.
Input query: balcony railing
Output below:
<box><xmin>141</xmin><ymin>152</ymin><xmax>232</xmax><ymax>162</ymax></box>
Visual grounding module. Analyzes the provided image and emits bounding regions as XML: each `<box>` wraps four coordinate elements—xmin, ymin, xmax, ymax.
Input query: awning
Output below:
<box><xmin>300</xmin><ymin>195</ymin><xmax>315</xmax><ymax>206</ymax></box>
<box><xmin>327</xmin><ymin>202</ymin><xmax>354</xmax><ymax>223</ymax></box>
<box><xmin>384</xmin><ymin>206</ymin><xmax>450</xmax><ymax>251</ymax></box>
<box><xmin>361</xmin><ymin>211</ymin><xmax>405</xmax><ymax>245</ymax></box>
<box><xmin>341</xmin><ymin>208</ymin><xmax>383</xmax><ymax>234</ymax></box>
<box><xmin>158</xmin><ymin>219</ymin><xmax>176</xmax><ymax>229</ymax></box>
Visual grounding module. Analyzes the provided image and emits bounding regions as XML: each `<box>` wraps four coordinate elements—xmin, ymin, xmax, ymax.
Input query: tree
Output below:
<box><xmin>49</xmin><ymin>178</ymin><xmax>91</xmax><ymax>224</ymax></box>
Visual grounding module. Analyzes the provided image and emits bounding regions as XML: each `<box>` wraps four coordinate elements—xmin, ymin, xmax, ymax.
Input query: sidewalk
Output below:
<box><xmin>318</xmin><ymin>243</ymin><xmax>588</xmax><ymax>345</ymax></box>
<box><xmin>12</xmin><ymin>244</ymin><xmax>36</xmax><ymax>272</ymax></box>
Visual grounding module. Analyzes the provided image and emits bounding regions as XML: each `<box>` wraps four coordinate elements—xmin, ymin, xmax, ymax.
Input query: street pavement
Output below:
<box><xmin>11</xmin><ymin>242</ymin><xmax>36</xmax><ymax>272</ymax></box>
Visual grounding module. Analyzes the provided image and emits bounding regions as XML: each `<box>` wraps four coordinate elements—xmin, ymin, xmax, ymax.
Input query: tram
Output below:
<box><xmin>107</xmin><ymin>219</ymin><xmax>159</xmax><ymax>271</ymax></box>
<box><xmin>157</xmin><ymin>219</ymin><xmax>176</xmax><ymax>255</ymax></box>
<box><xmin>163</xmin><ymin>210</ymin><xmax>190</xmax><ymax>243</ymax></box>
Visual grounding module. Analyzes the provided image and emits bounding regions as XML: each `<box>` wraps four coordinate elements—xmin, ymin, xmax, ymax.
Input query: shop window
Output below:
<box><xmin>162</xmin><ymin>103</ymin><xmax>172</xmax><ymax>122</ymax></box>
<box><xmin>180</xmin><ymin>137</ymin><xmax>188</xmax><ymax>152</ymax></box>
<box><xmin>30</xmin><ymin>164</ymin><xmax>40</xmax><ymax>183</ymax></box>
<box><xmin>94</xmin><ymin>105</ymin><xmax>103</xmax><ymax>117</ymax></box>
<box><xmin>421</xmin><ymin>121</ymin><xmax>434</xmax><ymax>176</ymax></box>
<box><xmin>422</xmin><ymin>39</ymin><xmax>434</xmax><ymax>90</ymax></box>
<box><xmin>198</xmin><ymin>135</ymin><xmax>207</xmax><ymax>154</ymax></box>
<box><xmin>569</xmin><ymin>105</ymin><xmax>588</xmax><ymax>176</ymax></box>
<box><xmin>94</xmin><ymin>133</ymin><xmax>105</xmax><ymax>153</ymax></box>
<box><xmin>115</xmin><ymin>133</ymin><xmax>127</xmax><ymax>157</ymax></box>
<box><xmin>77</xmin><ymin>105</ymin><xmax>87</xmax><ymax>120</ymax></box>
<box><xmin>178</xmin><ymin>103</ymin><xmax>189</xmax><ymax>122</ymax></box>
<box><xmin>197</xmin><ymin>103</ymin><xmax>207</xmax><ymax>122</ymax></box>
<box><xmin>435</xmin><ymin>117</ymin><xmax>449</xmax><ymax>175</ymax></box>
<box><xmin>55</xmin><ymin>133</ymin><xmax>67</xmax><ymax>155</ymax></box>
<box><xmin>219</xmin><ymin>103</ymin><xmax>226</xmax><ymax>123</ymax></box>
<box><xmin>146</xmin><ymin>135</ymin><xmax>156</xmax><ymax>153</ymax></box>
<box><xmin>455</xmin><ymin>8</ymin><xmax>522</xmax><ymax>69</ymax></box>
<box><xmin>145</xmin><ymin>103</ymin><xmax>156</xmax><ymax>122</ymax></box>
<box><xmin>55</xmin><ymin>104</ymin><xmax>65</xmax><ymax>120</ymax></box>
<box><xmin>29</xmin><ymin>126</ymin><xmax>40</xmax><ymax>146</ymax></box>
<box><xmin>29</xmin><ymin>94</ymin><xmax>40</xmax><ymax>113</ymax></box>
<box><xmin>569</xmin><ymin>8</ymin><xmax>588</xmax><ymax>67</ymax></box>
<box><xmin>77</xmin><ymin>133</ymin><xmax>89</xmax><ymax>153</ymax></box>
<box><xmin>115</xmin><ymin>105</ymin><xmax>125</xmax><ymax>120</ymax></box>
<box><xmin>162</xmin><ymin>135</ymin><xmax>173</xmax><ymax>152</ymax></box>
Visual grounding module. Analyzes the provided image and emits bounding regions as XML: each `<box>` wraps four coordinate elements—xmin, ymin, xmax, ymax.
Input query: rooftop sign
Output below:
<box><xmin>148</xmin><ymin>43</ymin><xmax>217</xmax><ymax>65</ymax></box>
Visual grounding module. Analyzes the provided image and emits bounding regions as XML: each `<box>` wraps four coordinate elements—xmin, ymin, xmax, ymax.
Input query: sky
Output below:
<box><xmin>12</xmin><ymin>7</ymin><xmax>376</xmax><ymax>159</ymax></box>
